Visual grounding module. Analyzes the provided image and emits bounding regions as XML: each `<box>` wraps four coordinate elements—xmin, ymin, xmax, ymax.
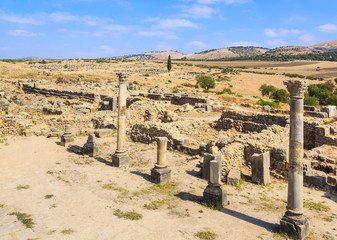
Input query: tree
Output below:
<box><xmin>259</xmin><ymin>84</ymin><xmax>276</xmax><ymax>97</ymax></box>
<box><xmin>196</xmin><ymin>75</ymin><xmax>215</xmax><ymax>90</ymax></box>
<box><xmin>271</xmin><ymin>89</ymin><xmax>290</xmax><ymax>103</ymax></box>
<box><xmin>167</xmin><ymin>54</ymin><xmax>172</xmax><ymax>72</ymax></box>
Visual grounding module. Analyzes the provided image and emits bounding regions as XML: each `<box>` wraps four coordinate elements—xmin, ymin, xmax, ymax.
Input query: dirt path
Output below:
<box><xmin>0</xmin><ymin>136</ymin><xmax>336</xmax><ymax>240</ymax></box>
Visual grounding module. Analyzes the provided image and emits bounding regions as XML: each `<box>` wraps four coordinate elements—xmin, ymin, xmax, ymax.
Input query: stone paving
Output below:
<box><xmin>0</xmin><ymin>207</ymin><xmax>36</xmax><ymax>240</ymax></box>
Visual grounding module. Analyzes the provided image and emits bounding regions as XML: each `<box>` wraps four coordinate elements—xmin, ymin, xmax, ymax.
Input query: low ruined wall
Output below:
<box><xmin>21</xmin><ymin>84</ymin><xmax>100</xmax><ymax>103</ymax></box>
<box><xmin>146</xmin><ymin>92</ymin><xmax>209</xmax><ymax>106</ymax></box>
<box><xmin>213</xmin><ymin>111</ymin><xmax>288</xmax><ymax>133</ymax></box>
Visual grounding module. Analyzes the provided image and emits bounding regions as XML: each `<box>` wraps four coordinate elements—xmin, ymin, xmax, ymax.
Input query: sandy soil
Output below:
<box><xmin>0</xmin><ymin>136</ymin><xmax>336</xmax><ymax>240</ymax></box>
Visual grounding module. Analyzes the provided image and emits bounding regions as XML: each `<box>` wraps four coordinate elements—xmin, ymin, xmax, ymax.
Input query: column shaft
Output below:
<box><xmin>116</xmin><ymin>77</ymin><xmax>127</xmax><ymax>153</ymax></box>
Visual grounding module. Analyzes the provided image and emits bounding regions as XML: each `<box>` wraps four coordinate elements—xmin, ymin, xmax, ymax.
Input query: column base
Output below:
<box><xmin>112</xmin><ymin>151</ymin><xmax>129</xmax><ymax>167</ymax></box>
<box><xmin>150</xmin><ymin>164</ymin><xmax>171</xmax><ymax>184</ymax></box>
<box><xmin>203</xmin><ymin>183</ymin><xmax>227</xmax><ymax>209</ymax></box>
<box><xmin>280</xmin><ymin>210</ymin><xmax>309</xmax><ymax>240</ymax></box>
<box><xmin>61</xmin><ymin>134</ymin><xmax>74</xmax><ymax>147</ymax></box>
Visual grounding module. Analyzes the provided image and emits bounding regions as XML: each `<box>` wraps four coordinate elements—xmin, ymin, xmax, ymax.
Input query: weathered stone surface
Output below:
<box><xmin>82</xmin><ymin>134</ymin><xmax>98</xmax><ymax>157</ymax></box>
<box><xmin>251</xmin><ymin>152</ymin><xmax>270</xmax><ymax>185</ymax></box>
<box><xmin>203</xmin><ymin>184</ymin><xmax>227</xmax><ymax>209</ymax></box>
<box><xmin>111</xmin><ymin>151</ymin><xmax>129</xmax><ymax>167</ymax></box>
<box><xmin>94</xmin><ymin>128</ymin><xmax>114</xmax><ymax>138</ymax></box>
<box><xmin>305</xmin><ymin>111</ymin><xmax>328</xmax><ymax>118</ymax></box>
<box><xmin>42</xmin><ymin>107</ymin><xmax>62</xmax><ymax>115</ymax></box>
<box><xmin>202</xmin><ymin>154</ymin><xmax>221</xmax><ymax>181</ymax></box>
<box><xmin>280</xmin><ymin>214</ymin><xmax>309</xmax><ymax>240</ymax></box>
<box><xmin>304</xmin><ymin>174</ymin><xmax>326</xmax><ymax>188</ymax></box>
<box><xmin>150</xmin><ymin>165</ymin><xmax>171</xmax><ymax>184</ymax></box>
<box><xmin>227</xmin><ymin>168</ymin><xmax>241</xmax><ymax>185</ymax></box>
<box><xmin>327</xmin><ymin>176</ymin><xmax>337</xmax><ymax>186</ymax></box>
<box><xmin>321</xmin><ymin>105</ymin><xmax>336</xmax><ymax>118</ymax></box>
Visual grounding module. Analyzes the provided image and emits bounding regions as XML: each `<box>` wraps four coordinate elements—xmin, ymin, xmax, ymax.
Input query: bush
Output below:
<box><xmin>304</xmin><ymin>95</ymin><xmax>319</xmax><ymax>107</ymax></box>
<box><xmin>271</xmin><ymin>89</ymin><xmax>290</xmax><ymax>103</ymax></box>
<box><xmin>327</xmin><ymin>95</ymin><xmax>337</xmax><ymax>106</ymax></box>
<box><xmin>196</xmin><ymin>75</ymin><xmax>215</xmax><ymax>90</ymax></box>
<box><xmin>307</xmin><ymin>83</ymin><xmax>334</xmax><ymax>105</ymax></box>
<box><xmin>215</xmin><ymin>88</ymin><xmax>233</xmax><ymax>95</ymax></box>
<box><xmin>335</xmin><ymin>78</ymin><xmax>337</xmax><ymax>84</ymax></box>
<box><xmin>259</xmin><ymin>84</ymin><xmax>276</xmax><ymax>97</ymax></box>
<box><xmin>256</xmin><ymin>99</ymin><xmax>279</xmax><ymax>108</ymax></box>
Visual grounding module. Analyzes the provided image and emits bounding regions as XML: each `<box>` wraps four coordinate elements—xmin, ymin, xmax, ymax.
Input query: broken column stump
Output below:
<box><xmin>203</xmin><ymin>160</ymin><xmax>227</xmax><ymax>209</ymax></box>
<box><xmin>82</xmin><ymin>134</ymin><xmax>98</xmax><ymax>157</ymax></box>
<box><xmin>60</xmin><ymin>124</ymin><xmax>74</xmax><ymax>147</ymax></box>
<box><xmin>150</xmin><ymin>137</ymin><xmax>171</xmax><ymax>184</ymax></box>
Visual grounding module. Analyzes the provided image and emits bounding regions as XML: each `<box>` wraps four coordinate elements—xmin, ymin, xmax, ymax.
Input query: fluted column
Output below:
<box><xmin>112</xmin><ymin>73</ymin><xmax>129</xmax><ymax>167</ymax></box>
<box><xmin>280</xmin><ymin>80</ymin><xmax>309</xmax><ymax>240</ymax></box>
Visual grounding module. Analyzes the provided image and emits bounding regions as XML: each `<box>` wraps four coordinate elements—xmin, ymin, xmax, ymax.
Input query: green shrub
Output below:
<box><xmin>304</xmin><ymin>95</ymin><xmax>319</xmax><ymax>107</ymax></box>
<box><xmin>215</xmin><ymin>88</ymin><xmax>233</xmax><ymax>95</ymax></box>
<box><xmin>259</xmin><ymin>84</ymin><xmax>276</xmax><ymax>97</ymax></box>
<box><xmin>256</xmin><ymin>99</ymin><xmax>279</xmax><ymax>108</ymax></box>
<box><xmin>334</xmin><ymin>78</ymin><xmax>337</xmax><ymax>84</ymax></box>
<box><xmin>327</xmin><ymin>95</ymin><xmax>337</xmax><ymax>106</ymax></box>
<box><xmin>271</xmin><ymin>89</ymin><xmax>290</xmax><ymax>103</ymax></box>
<box><xmin>196</xmin><ymin>75</ymin><xmax>215</xmax><ymax>90</ymax></box>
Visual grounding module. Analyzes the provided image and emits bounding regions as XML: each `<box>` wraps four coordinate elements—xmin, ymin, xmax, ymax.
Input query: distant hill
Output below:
<box><xmin>118</xmin><ymin>40</ymin><xmax>337</xmax><ymax>61</ymax></box>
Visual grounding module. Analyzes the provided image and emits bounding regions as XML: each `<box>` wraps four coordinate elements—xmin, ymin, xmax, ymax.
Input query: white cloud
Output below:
<box><xmin>155</xmin><ymin>18</ymin><xmax>200</xmax><ymax>29</ymax></box>
<box><xmin>139</xmin><ymin>31</ymin><xmax>178</xmax><ymax>39</ymax></box>
<box><xmin>264</xmin><ymin>28</ymin><xmax>300</xmax><ymax>37</ymax></box>
<box><xmin>0</xmin><ymin>13</ymin><xmax>44</xmax><ymax>25</ymax></box>
<box><xmin>266</xmin><ymin>39</ymin><xmax>287</xmax><ymax>47</ymax></box>
<box><xmin>299</xmin><ymin>34</ymin><xmax>315</xmax><ymax>45</ymax></box>
<box><xmin>143</xmin><ymin>16</ymin><xmax>160</xmax><ymax>23</ymax></box>
<box><xmin>179</xmin><ymin>4</ymin><xmax>214</xmax><ymax>18</ymax></box>
<box><xmin>8</xmin><ymin>29</ymin><xmax>45</xmax><ymax>37</ymax></box>
<box><xmin>317</xmin><ymin>24</ymin><xmax>337</xmax><ymax>32</ymax></box>
<box><xmin>288</xmin><ymin>15</ymin><xmax>307</xmax><ymax>23</ymax></box>
<box><xmin>187</xmin><ymin>41</ymin><xmax>207</xmax><ymax>47</ymax></box>
<box><xmin>222</xmin><ymin>40</ymin><xmax>261</xmax><ymax>47</ymax></box>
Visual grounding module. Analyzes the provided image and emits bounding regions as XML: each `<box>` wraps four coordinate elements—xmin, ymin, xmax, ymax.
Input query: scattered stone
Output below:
<box><xmin>82</xmin><ymin>134</ymin><xmax>98</xmax><ymax>157</ymax></box>
<box><xmin>227</xmin><ymin>168</ymin><xmax>241</xmax><ymax>185</ymax></box>
<box><xmin>94</xmin><ymin>129</ymin><xmax>114</xmax><ymax>138</ymax></box>
<box><xmin>251</xmin><ymin>152</ymin><xmax>270</xmax><ymax>185</ymax></box>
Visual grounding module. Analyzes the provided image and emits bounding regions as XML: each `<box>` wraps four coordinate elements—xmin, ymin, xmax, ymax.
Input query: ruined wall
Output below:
<box><xmin>21</xmin><ymin>84</ymin><xmax>100</xmax><ymax>103</ymax></box>
<box><xmin>146</xmin><ymin>92</ymin><xmax>209</xmax><ymax>106</ymax></box>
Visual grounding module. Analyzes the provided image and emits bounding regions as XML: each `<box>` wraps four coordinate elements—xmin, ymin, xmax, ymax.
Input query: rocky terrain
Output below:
<box><xmin>0</xmin><ymin>59</ymin><xmax>337</xmax><ymax>240</ymax></box>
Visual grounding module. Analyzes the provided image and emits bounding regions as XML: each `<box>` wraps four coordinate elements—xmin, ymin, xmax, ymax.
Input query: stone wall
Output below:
<box><xmin>146</xmin><ymin>92</ymin><xmax>209</xmax><ymax>106</ymax></box>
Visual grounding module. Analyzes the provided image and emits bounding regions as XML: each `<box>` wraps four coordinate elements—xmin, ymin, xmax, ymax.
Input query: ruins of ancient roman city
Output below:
<box><xmin>0</xmin><ymin>59</ymin><xmax>336</xmax><ymax>240</ymax></box>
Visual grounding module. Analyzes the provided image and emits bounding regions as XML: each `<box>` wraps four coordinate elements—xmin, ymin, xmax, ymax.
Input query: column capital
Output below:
<box><xmin>116</xmin><ymin>72</ymin><xmax>128</xmax><ymax>83</ymax></box>
<box><xmin>284</xmin><ymin>80</ymin><xmax>307</xmax><ymax>98</ymax></box>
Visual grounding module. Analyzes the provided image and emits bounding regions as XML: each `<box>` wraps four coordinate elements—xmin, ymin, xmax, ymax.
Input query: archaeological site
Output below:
<box><xmin>0</xmin><ymin>57</ymin><xmax>337</xmax><ymax>240</ymax></box>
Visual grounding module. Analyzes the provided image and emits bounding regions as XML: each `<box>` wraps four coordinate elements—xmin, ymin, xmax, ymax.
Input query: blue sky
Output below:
<box><xmin>0</xmin><ymin>0</ymin><xmax>337</xmax><ymax>59</ymax></box>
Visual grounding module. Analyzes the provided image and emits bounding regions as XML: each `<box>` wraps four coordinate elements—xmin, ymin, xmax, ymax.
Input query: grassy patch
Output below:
<box><xmin>114</xmin><ymin>209</ymin><xmax>143</xmax><ymax>221</ymax></box>
<box><xmin>9</xmin><ymin>212</ymin><xmax>34</xmax><ymax>228</ymax></box>
<box><xmin>144</xmin><ymin>198</ymin><xmax>176</xmax><ymax>210</ymax></box>
<box><xmin>61</xmin><ymin>229</ymin><xmax>75</xmax><ymax>234</ymax></box>
<box><xmin>149</xmin><ymin>182</ymin><xmax>178</xmax><ymax>195</ymax></box>
<box><xmin>0</xmin><ymin>204</ymin><xmax>4</xmax><ymax>208</ymax></box>
<box><xmin>273</xmin><ymin>232</ymin><xmax>289</xmax><ymax>239</ymax></box>
<box><xmin>102</xmin><ymin>183</ymin><xmax>129</xmax><ymax>199</ymax></box>
<box><xmin>16</xmin><ymin>185</ymin><xmax>30</xmax><ymax>190</ymax></box>
<box><xmin>201</xmin><ymin>202</ymin><xmax>219</xmax><ymax>211</ymax></box>
<box><xmin>303</xmin><ymin>200</ymin><xmax>330</xmax><ymax>212</ymax></box>
<box><xmin>44</xmin><ymin>194</ymin><xmax>54</xmax><ymax>199</ymax></box>
<box><xmin>195</xmin><ymin>231</ymin><xmax>217</xmax><ymax>240</ymax></box>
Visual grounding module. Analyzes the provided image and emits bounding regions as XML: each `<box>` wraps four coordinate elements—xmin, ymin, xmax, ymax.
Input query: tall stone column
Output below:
<box><xmin>112</xmin><ymin>73</ymin><xmax>129</xmax><ymax>167</ymax></box>
<box><xmin>280</xmin><ymin>80</ymin><xmax>309</xmax><ymax>240</ymax></box>
<box><xmin>150</xmin><ymin>137</ymin><xmax>171</xmax><ymax>184</ymax></box>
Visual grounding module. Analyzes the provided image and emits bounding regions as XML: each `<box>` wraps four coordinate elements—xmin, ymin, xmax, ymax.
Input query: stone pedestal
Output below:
<box><xmin>112</xmin><ymin>151</ymin><xmax>129</xmax><ymax>167</ymax></box>
<box><xmin>150</xmin><ymin>164</ymin><xmax>171</xmax><ymax>184</ymax></box>
<box><xmin>112</xmin><ymin>73</ymin><xmax>129</xmax><ymax>167</ymax></box>
<box><xmin>150</xmin><ymin>137</ymin><xmax>171</xmax><ymax>184</ymax></box>
<box><xmin>280</xmin><ymin>80</ymin><xmax>309</xmax><ymax>240</ymax></box>
<box><xmin>60</xmin><ymin>124</ymin><xmax>74</xmax><ymax>147</ymax></box>
<box><xmin>203</xmin><ymin>160</ymin><xmax>227</xmax><ymax>209</ymax></box>
<box><xmin>280</xmin><ymin>210</ymin><xmax>309</xmax><ymax>240</ymax></box>
<box><xmin>82</xmin><ymin>134</ymin><xmax>98</xmax><ymax>157</ymax></box>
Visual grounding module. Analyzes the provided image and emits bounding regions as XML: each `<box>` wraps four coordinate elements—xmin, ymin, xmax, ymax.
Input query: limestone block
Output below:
<box><xmin>304</xmin><ymin>174</ymin><xmax>326</xmax><ymax>188</ymax></box>
<box><xmin>251</xmin><ymin>152</ymin><xmax>270</xmax><ymax>185</ymax></box>
<box><xmin>94</xmin><ymin>128</ymin><xmax>114</xmax><ymax>138</ymax></box>
<box><xmin>321</xmin><ymin>105</ymin><xmax>336</xmax><ymax>118</ymax></box>
<box><xmin>227</xmin><ymin>169</ymin><xmax>241</xmax><ymax>185</ymax></box>
<box><xmin>327</xmin><ymin>176</ymin><xmax>337</xmax><ymax>186</ymax></box>
<box><xmin>202</xmin><ymin>154</ymin><xmax>221</xmax><ymax>181</ymax></box>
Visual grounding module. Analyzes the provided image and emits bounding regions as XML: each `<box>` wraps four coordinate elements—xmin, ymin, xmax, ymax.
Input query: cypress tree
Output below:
<box><xmin>167</xmin><ymin>54</ymin><xmax>172</xmax><ymax>72</ymax></box>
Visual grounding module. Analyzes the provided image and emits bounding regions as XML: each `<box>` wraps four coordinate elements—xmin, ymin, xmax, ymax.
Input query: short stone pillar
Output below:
<box><xmin>280</xmin><ymin>80</ymin><xmax>309</xmax><ymax>240</ymax></box>
<box><xmin>203</xmin><ymin>160</ymin><xmax>227</xmax><ymax>209</ymax></box>
<box><xmin>251</xmin><ymin>152</ymin><xmax>270</xmax><ymax>185</ymax></box>
<box><xmin>202</xmin><ymin>153</ymin><xmax>222</xmax><ymax>181</ymax></box>
<box><xmin>112</xmin><ymin>73</ymin><xmax>129</xmax><ymax>167</ymax></box>
<box><xmin>82</xmin><ymin>134</ymin><xmax>98</xmax><ymax>157</ymax></box>
<box><xmin>60</xmin><ymin>124</ymin><xmax>74</xmax><ymax>147</ymax></box>
<box><xmin>150</xmin><ymin>137</ymin><xmax>171</xmax><ymax>184</ymax></box>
